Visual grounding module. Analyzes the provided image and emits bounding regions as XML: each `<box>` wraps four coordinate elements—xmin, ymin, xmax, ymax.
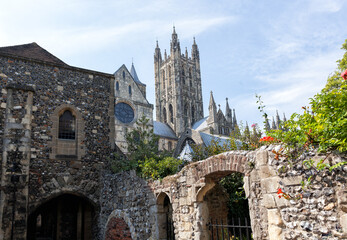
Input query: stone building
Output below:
<box><xmin>154</xmin><ymin>27</ymin><xmax>204</xmax><ymax>138</ymax></box>
<box><xmin>153</xmin><ymin>28</ymin><xmax>239</xmax><ymax>155</ymax></box>
<box><xmin>113</xmin><ymin>64</ymin><xmax>153</xmax><ymax>153</ymax></box>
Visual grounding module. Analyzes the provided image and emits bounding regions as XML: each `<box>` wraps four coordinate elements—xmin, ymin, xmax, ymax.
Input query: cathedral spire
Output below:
<box><xmin>225</xmin><ymin>98</ymin><xmax>232</xmax><ymax>122</ymax></box>
<box><xmin>265</xmin><ymin>117</ymin><xmax>270</xmax><ymax>131</ymax></box>
<box><xmin>154</xmin><ymin>40</ymin><xmax>162</xmax><ymax>63</ymax></box>
<box><xmin>232</xmin><ymin>109</ymin><xmax>237</xmax><ymax>127</ymax></box>
<box><xmin>272</xmin><ymin>116</ymin><xmax>276</xmax><ymax>129</ymax></box>
<box><xmin>170</xmin><ymin>26</ymin><xmax>180</xmax><ymax>54</ymax></box>
<box><xmin>276</xmin><ymin>110</ymin><xmax>281</xmax><ymax>129</ymax></box>
<box><xmin>192</xmin><ymin>37</ymin><xmax>199</xmax><ymax>60</ymax></box>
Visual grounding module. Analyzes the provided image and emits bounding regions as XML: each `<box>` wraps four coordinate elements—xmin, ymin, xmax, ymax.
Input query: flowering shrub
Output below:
<box><xmin>259</xmin><ymin>136</ymin><xmax>275</xmax><ymax>142</ymax></box>
<box><xmin>264</xmin><ymin>40</ymin><xmax>347</xmax><ymax>153</ymax></box>
<box><xmin>341</xmin><ymin>69</ymin><xmax>347</xmax><ymax>80</ymax></box>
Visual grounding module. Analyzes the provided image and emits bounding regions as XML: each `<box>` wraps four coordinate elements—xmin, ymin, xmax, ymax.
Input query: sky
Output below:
<box><xmin>1</xmin><ymin>0</ymin><xmax>346</xmax><ymax>131</ymax></box>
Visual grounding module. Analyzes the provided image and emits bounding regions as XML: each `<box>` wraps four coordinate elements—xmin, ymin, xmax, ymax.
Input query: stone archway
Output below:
<box><xmin>150</xmin><ymin>151</ymin><xmax>251</xmax><ymax>240</ymax></box>
<box><xmin>157</xmin><ymin>192</ymin><xmax>175</xmax><ymax>240</ymax></box>
<box><xmin>27</xmin><ymin>194</ymin><xmax>95</xmax><ymax>240</ymax></box>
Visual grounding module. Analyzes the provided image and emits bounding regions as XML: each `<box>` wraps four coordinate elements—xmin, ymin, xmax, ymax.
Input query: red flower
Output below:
<box><xmin>341</xmin><ymin>69</ymin><xmax>347</xmax><ymax>80</ymax></box>
<box><xmin>259</xmin><ymin>136</ymin><xmax>275</xmax><ymax>142</ymax></box>
<box><xmin>277</xmin><ymin>188</ymin><xmax>283</xmax><ymax>194</ymax></box>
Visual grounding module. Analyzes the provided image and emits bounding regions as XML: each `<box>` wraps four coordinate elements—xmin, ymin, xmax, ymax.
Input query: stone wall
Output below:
<box><xmin>250</xmin><ymin>145</ymin><xmax>347</xmax><ymax>240</ymax></box>
<box><xmin>100</xmin><ymin>170</ymin><xmax>157</xmax><ymax>240</ymax></box>
<box><xmin>0</xmin><ymin>55</ymin><xmax>115</xmax><ymax>239</ymax></box>
<box><xmin>150</xmin><ymin>148</ymin><xmax>347</xmax><ymax>240</ymax></box>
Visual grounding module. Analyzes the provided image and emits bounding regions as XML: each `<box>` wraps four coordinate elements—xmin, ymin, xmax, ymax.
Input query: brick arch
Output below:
<box><xmin>195</xmin><ymin>152</ymin><xmax>247</xmax><ymax>181</ymax></box>
<box><xmin>105</xmin><ymin>210</ymin><xmax>136</xmax><ymax>240</ymax></box>
<box><xmin>194</xmin><ymin>152</ymin><xmax>247</xmax><ymax>202</ymax></box>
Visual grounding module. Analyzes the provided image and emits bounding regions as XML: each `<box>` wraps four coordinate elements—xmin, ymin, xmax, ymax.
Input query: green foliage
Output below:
<box><xmin>125</xmin><ymin>116</ymin><xmax>160</xmax><ymax>165</ymax></box>
<box><xmin>110</xmin><ymin>116</ymin><xmax>182</xmax><ymax>179</ymax></box>
<box><xmin>265</xmin><ymin>40</ymin><xmax>347</xmax><ymax>153</ymax></box>
<box><xmin>139</xmin><ymin>157</ymin><xmax>183</xmax><ymax>180</ymax></box>
<box><xmin>219</xmin><ymin>172</ymin><xmax>249</xmax><ymax>217</ymax></box>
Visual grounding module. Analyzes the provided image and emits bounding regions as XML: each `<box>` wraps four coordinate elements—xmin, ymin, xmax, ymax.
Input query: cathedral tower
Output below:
<box><xmin>154</xmin><ymin>27</ymin><xmax>204</xmax><ymax>137</ymax></box>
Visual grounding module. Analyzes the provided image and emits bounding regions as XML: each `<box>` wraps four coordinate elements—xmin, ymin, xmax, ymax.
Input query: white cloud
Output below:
<box><xmin>308</xmin><ymin>0</ymin><xmax>344</xmax><ymax>13</ymax></box>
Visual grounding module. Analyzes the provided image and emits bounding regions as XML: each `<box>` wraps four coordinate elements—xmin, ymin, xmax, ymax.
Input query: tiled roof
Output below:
<box><xmin>0</xmin><ymin>42</ymin><xmax>67</xmax><ymax>65</ymax></box>
<box><xmin>153</xmin><ymin>121</ymin><xmax>177</xmax><ymax>139</ymax></box>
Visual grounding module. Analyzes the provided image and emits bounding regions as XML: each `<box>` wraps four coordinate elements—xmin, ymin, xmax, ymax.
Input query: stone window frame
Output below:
<box><xmin>128</xmin><ymin>85</ymin><xmax>132</xmax><ymax>96</ymax></box>
<box><xmin>116</xmin><ymin>81</ymin><xmax>119</xmax><ymax>91</ymax></box>
<box><xmin>49</xmin><ymin>104</ymin><xmax>85</xmax><ymax>160</ymax></box>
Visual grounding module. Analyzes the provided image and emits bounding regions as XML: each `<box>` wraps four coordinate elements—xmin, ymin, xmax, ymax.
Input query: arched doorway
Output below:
<box><xmin>157</xmin><ymin>193</ymin><xmax>175</xmax><ymax>240</ymax></box>
<box><xmin>202</xmin><ymin>172</ymin><xmax>252</xmax><ymax>240</ymax></box>
<box><xmin>27</xmin><ymin>194</ymin><xmax>95</xmax><ymax>240</ymax></box>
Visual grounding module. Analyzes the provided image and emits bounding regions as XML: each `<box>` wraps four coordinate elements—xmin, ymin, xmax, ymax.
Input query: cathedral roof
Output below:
<box><xmin>0</xmin><ymin>42</ymin><xmax>67</xmax><ymax>66</ymax></box>
<box><xmin>130</xmin><ymin>63</ymin><xmax>145</xmax><ymax>85</ymax></box>
<box><xmin>178</xmin><ymin>142</ymin><xmax>193</xmax><ymax>162</ymax></box>
<box><xmin>199</xmin><ymin>132</ymin><xmax>242</xmax><ymax>149</ymax></box>
<box><xmin>153</xmin><ymin>121</ymin><xmax>178</xmax><ymax>139</ymax></box>
<box><xmin>192</xmin><ymin>117</ymin><xmax>208</xmax><ymax>131</ymax></box>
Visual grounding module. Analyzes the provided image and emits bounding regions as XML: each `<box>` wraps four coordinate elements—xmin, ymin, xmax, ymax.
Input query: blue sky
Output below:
<box><xmin>1</xmin><ymin>0</ymin><xmax>346</xmax><ymax>130</ymax></box>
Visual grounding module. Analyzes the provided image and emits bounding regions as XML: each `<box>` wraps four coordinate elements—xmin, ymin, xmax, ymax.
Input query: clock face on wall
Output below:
<box><xmin>115</xmin><ymin>102</ymin><xmax>134</xmax><ymax>123</ymax></box>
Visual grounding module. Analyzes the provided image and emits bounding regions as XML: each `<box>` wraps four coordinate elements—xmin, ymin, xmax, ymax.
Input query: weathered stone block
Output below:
<box><xmin>268</xmin><ymin>225</ymin><xmax>282</xmax><ymax>240</ymax></box>
<box><xmin>255</xmin><ymin>150</ymin><xmax>268</xmax><ymax>167</ymax></box>
<box><xmin>261</xmin><ymin>177</ymin><xmax>280</xmax><ymax>193</ymax></box>
<box><xmin>281</xmin><ymin>176</ymin><xmax>303</xmax><ymax>186</ymax></box>
<box><xmin>262</xmin><ymin>194</ymin><xmax>276</xmax><ymax>208</ymax></box>
<box><xmin>243</xmin><ymin>176</ymin><xmax>250</xmax><ymax>198</ymax></box>
<box><xmin>259</xmin><ymin>165</ymin><xmax>277</xmax><ymax>179</ymax></box>
<box><xmin>268</xmin><ymin>209</ymin><xmax>283</xmax><ymax>226</ymax></box>
<box><xmin>341</xmin><ymin>214</ymin><xmax>347</xmax><ymax>233</ymax></box>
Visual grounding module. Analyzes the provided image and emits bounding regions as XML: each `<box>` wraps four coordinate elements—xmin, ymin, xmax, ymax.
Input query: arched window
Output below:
<box><xmin>163</xmin><ymin>107</ymin><xmax>167</xmax><ymax>123</ymax></box>
<box><xmin>169</xmin><ymin>104</ymin><xmax>173</xmax><ymax>123</ymax></box>
<box><xmin>128</xmin><ymin>85</ymin><xmax>132</xmax><ymax>95</ymax></box>
<box><xmin>182</xmin><ymin>67</ymin><xmax>185</xmax><ymax>76</ymax></box>
<box><xmin>168</xmin><ymin>141</ymin><xmax>172</xmax><ymax>151</ymax></box>
<box><xmin>122</xmin><ymin>71</ymin><xmax>125</xmax><ymax>79</ymax></box>
<box><xmin>116</xmin><ymin>81</ymin><xmax>119</xmax><ymax>91</ymax></box>
<box><xmin>59</xmin><ymin>110</ymin><xmax>75</xmax><ymax>139</ymax></box>
<box><xmin>162</xmin><ymin>70</ymin><xmax>165</xmax><ymax>88</ymax></box>
<box><xmin>192</xmin><ymin>106</ymin><xmax>195</xmax><ymax>123</ymax></box>
<box><xmin>189</xmin><ymin>67</ymin><xmax>192</xmax><ymax>78</ymax></box>
<box><xmin>168</xmin><ymin>66</ymin><xmax>171</xmax><ymax>77</ymax></box>
<box><xmin>184</xmin><ymin>103</ymin><xmax>188</xmax><ymax>116</ymax></box>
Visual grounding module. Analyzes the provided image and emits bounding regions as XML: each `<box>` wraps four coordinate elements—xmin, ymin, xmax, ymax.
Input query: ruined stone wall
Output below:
<box><xmin>247</xmin><ymin>145</ymin><xmax>347</xmax><ymax>240</ymax></box>
<box><xmin>0</xmin><ymin>55</ymin><xmax>115</xmax><ymax>239</ymax></box>
<box><xmin>150</xmin><ymin>148</ymin><xmax>347</xmax><ymax>240</ymax></box>
<box><xmin>100</xmin><ymin>170</ymin><xmax>157</xmax><ymax>240</ymax></box>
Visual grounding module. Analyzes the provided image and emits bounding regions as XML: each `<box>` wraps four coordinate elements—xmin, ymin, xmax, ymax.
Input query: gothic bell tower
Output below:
<box><xmin>154</xmin><ymin>27</ymin><xmax>204</xmax><ymax>137</ymax></box>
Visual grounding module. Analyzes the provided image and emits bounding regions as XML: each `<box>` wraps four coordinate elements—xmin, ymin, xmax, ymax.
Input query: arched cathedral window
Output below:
<box><xmin>58</xmin><ymin>110</ymin><xmax>75</xmax><ymax>139</ymax></box>
<box><xmin>163</xmin><ymin>107</ymin><xmax>167</xmax><ymax>123</ymax></box>
<box><xmin>169</xmin><ymin>104</ymin><xmax>173</xmax><ymax>123</ymax></box>
<box><xmin>162</xmin><ymin>70</ymin><xmax>165</xmax><ymax>88</ymax></box>
<box><xmin>192</xmin><ymin>106</ymin><xmax>195</xmax><ymax>123</ymax></box>
<box><xmin>128</xmin><ymin>85</ymin><xmax>132</xmax><ymax>95</ymax></box>
<box><xmin>122</xmin><ymin>71</ymin><xmax>125</xmax><ymax>79</ymax></box>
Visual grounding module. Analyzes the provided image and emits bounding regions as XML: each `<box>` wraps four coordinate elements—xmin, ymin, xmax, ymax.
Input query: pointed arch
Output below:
<box><xmin>163</xmin><ymin>107</ymin><xmax>167</xmax><ymax>123</ymax></box>
<box><xmin>169</xmin><ymin>104</ymin><xmax>173</xmax><ymax>123</ymax></box>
